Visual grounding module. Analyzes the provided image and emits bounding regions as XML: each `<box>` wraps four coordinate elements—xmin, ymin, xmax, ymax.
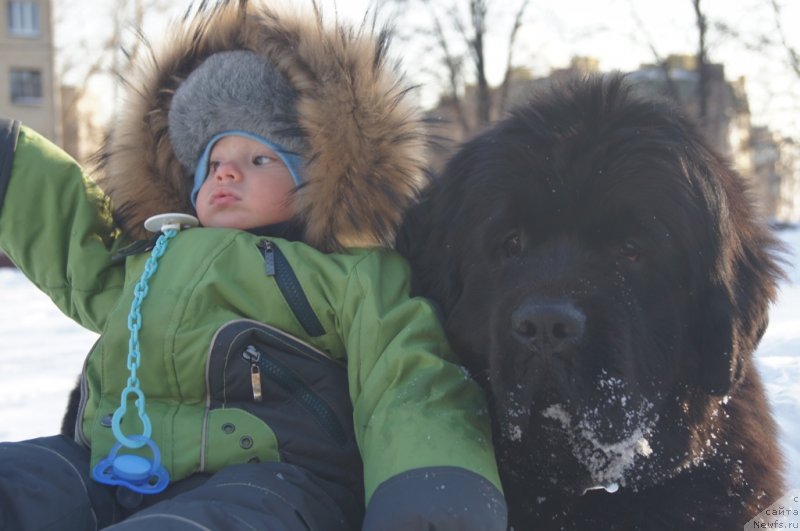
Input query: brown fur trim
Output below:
<box><xmin>94</xmin><ymin>0</ymin><xmax>426</xmax><ymax>251</ymax></box>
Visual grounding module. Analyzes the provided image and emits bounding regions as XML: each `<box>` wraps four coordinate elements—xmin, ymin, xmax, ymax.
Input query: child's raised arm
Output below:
<box><xmin>0</xmin><ymin>120</ymin><xmax>127</xmax><ymax>332</ymax></box>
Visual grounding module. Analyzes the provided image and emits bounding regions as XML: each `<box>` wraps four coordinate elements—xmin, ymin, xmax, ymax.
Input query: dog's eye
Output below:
<box><xmin>619</xmin><ymin>240</ymin><xmax>641</xmax><ymax>262</ymax></box>
<box><xmin>503</xmin><ymin>233</ymin><xmax>523</xmax><ymax>257</ymax></box>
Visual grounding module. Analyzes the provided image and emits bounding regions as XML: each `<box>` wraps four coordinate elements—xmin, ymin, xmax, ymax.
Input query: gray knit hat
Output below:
<box><xmin>168</xmin><ymin>50</ymin><xmax>308</xmax><ymax>204</ymax></box>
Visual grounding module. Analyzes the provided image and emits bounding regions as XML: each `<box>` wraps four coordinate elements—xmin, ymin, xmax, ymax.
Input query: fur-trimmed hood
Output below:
<box><xmin>95</xmin><ymin>0</ymin><xmax>427</xmax><ymax>251</ymax></box>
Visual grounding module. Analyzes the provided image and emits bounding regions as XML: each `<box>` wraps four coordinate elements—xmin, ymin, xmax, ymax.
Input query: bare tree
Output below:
<box><xmin>54</xmin><ymin>0</ymin><xmax>169</xmax><ymax>127</ymax></box>
<box><xmin>379</xmin><ymin>0</ymin><xmax>532</xmax><ymax>137</ymax></box>
<box><xmin>626</xmin><ymin>0</ymin><xmax>680</xmax><ymax>100</ymax></box>
<box><xmin>425</xmin><ymin>5</ymin><xmax>470</xmax><ymax>133</ymax></box>
<box><xmin>625</xmin><ymin>0</ymin><xmax>717</xmax><ymax>137</ymax></box>
<box><xmin>494</xmin><ymin>0</ymin><xmax>530</xmax><ymax>115</ymax></box>
<box><xmin>692</xmin><ymin>0</ymin><xmax>710</xmax><ymax>121</ymax></box>
<box><xmin>767</xmin><ymin>0</ymin><xmax>800</xmax><ymax>79</ymax></box>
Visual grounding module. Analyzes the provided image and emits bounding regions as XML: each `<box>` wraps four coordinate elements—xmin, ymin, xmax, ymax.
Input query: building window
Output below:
<box><xmin>7</xmin><ymin>2</ymin><xmax>40</xmax><ymax>37</ymax></box>
<box><xmin>10</xmin><ymin>69</ymin><xmax>43</xmax><ymax>104</ymax></box>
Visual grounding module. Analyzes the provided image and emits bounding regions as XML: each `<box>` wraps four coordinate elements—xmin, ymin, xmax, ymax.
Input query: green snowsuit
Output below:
<box><xmin>0</xmin><ymin>125</ymin><xmax>502</xmax><ymax>504</ymax></box>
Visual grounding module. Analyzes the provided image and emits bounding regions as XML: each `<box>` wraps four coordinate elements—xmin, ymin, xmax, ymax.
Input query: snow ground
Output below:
<box><xmin>1</xmin><ymin>229</ymin><xmax>798</xmax><ymax>492</ymax></box>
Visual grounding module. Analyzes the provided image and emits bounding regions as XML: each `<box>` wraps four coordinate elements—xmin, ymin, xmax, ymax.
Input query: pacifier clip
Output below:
<box><xmin>92</xmin><ymin>214</ymin><xmax>198</xmax><ymax>494</ymax></box>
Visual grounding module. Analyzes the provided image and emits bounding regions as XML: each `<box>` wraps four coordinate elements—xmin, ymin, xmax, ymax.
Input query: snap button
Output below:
<box><xmin>248</xmin><ymin>457</ymin><xmax>260</xmax><ymax>464</ymax></box>
<box><xmin>100</xmin><ymin>415</ymin><xmax>113</xmax><ymax>427</ymax></box>
<box><xmin>239</xmin><ymin>436</ymin><xmax>254</xmax><ymax>449</ymax></box>
<box><xmin>221</xmin><ymin>423</ymin><xmax>236</xmax><ymax>434</ymax></box>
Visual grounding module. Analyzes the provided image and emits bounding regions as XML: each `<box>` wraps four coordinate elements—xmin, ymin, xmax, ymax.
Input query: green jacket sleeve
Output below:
<box><xmin>340</xmin><ymin>249</ymin><xmax>503</xmax><ymax>503</ymax></box>
<box><xmin>0</xmin><ymin>122</ymin><xmax>125</xmax><ymax>332</ymax></box>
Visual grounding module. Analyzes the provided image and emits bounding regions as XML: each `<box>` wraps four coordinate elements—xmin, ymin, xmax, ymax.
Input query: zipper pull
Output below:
<box><xmin>243</xmin><ymin>346</ymin><xmax>263</xmax><ymax>402</ymax></box>
<box><xmin>259</xmin><ymin>241</ymin><xmax>276</xmax><ymax>276</ymax></box>
<box><xmin>250</xmin><ymin>364</ymin><xmax>263</xmax><ymax>403</ymax></box>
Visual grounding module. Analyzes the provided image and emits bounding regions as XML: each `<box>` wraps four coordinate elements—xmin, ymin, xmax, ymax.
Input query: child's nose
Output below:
<box><xmin>214</xmin><ymin>161</ymin><xmax>242</xmax><ymax>181</ymax></box>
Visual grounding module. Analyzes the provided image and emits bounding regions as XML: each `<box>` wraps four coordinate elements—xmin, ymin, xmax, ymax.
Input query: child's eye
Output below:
<box><xmin>208</xmin><ymin>161</ymin><xmax>220</xmax><ymax>173</ymax></box>
<box><xmin>253</xmin><ymin>155</ymin><xmax>274</xmax><ymax>166</ymax></box>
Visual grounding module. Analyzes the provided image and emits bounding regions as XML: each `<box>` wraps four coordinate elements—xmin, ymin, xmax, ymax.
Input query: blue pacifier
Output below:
<box><xmin>92</xmin><ymin>436</ymin><xmax>170</xmax><ymax>494</ymax></box>
<box><xmin>92</xmin><ymin>214</ymin><xmax>198</xmax><ymax>494</ymax></box>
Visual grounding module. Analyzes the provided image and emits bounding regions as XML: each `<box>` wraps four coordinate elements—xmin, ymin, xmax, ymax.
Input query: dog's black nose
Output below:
<box><xmin>511</xmin><ymin>300</ymin><xmax>585</xmax><ymax>354</ymax></box>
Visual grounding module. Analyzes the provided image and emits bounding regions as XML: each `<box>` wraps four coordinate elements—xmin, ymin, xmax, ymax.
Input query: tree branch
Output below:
<box><xmin>496</xmin><ymin>0</ymin><xmax>530</xmax><ymax>115</ymax></box>
<box><xmin>421</xmin><ymin>0</ymin><xmax>471</xmax><ymax>132</ymax></box>
<box><xmin>769</xmin><ymin>0</ymin><xmax>800</xmax><ymax>79</ymax></box>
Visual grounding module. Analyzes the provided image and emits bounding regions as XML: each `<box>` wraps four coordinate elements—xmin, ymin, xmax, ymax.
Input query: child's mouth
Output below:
<box><xmin>210</xmin><ymin>190</ymin><xmax>239</xmax><ymax>205</ymax></box>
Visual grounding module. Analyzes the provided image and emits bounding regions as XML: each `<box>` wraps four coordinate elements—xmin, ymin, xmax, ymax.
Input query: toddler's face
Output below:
<box><xmin>195</xmin><ymin>135</ymin><xmax>295</xmax><ymax>229</ymax></box>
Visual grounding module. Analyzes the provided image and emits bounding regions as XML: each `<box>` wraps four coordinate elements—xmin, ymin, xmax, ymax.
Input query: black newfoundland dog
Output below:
<box><xmin>397</xmin><ymin>76</ymin><xmax>785</xmax><ymax>530</ymax></box>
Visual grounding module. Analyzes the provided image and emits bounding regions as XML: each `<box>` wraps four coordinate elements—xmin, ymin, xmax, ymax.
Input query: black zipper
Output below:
<box><xmin>257</xmin><ymin>240</ymin><xmax>325</xmax><ymax>337</ymax></box>
<box><xmin>259</xmin><ymin>240</ymin><xmax>276</xmax><ymax>275</ymax></box>
<box><xmin>241</xmin><ymin>345</ymin><xmax>346</xmax><ymax>444</ymax></box>
<box><xmin>75</xmin><ymin>338</ymin><xmax>102</xmax><ymax>448</ymax></box>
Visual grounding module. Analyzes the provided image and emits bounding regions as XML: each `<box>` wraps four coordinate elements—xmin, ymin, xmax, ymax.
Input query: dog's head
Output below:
<box><xmin>398</xmin><ymin>75</ymin><xmax>782</xmax><ymax>493</ymax></box>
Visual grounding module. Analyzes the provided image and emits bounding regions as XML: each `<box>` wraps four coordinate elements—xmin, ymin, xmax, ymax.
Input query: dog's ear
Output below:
<box><xmin>396</xmin><ymin>179</ymin><xmax>465</xmax><ymax>313</ymax></box>
<box><xmin>686</xmin><ymin>149</ymin><xmax>783</xmax><ymax>396</ymax></box>
<box><xmin>395</xmin><ymin>198</ymin><xmax>428</xmax><ymax>265</ymax></box>
<box><xmin>697</xmin><ymin>227</ymin><xmax>780</xmax><ymax>396</ymax></box>
<box><xmin>395</xmin><ymin>196</ymin><xmax>433</xmax><ymax>298</ymax></box>
<box><xmin>698</xmin><ymin>281</ymin><xmax>743</xmax><ymax>396</ymax></box>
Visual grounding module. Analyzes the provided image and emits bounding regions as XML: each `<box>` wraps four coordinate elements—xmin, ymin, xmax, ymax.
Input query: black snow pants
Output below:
<box><xmin>0</xmin><ymin>435</ymin><xmax>363</xmax><ymax>530</ymax></box>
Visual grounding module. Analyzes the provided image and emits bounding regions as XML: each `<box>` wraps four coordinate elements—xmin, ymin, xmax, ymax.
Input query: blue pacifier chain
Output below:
<box><xmin>93</xmin><ymin>213</ymin><xmax>198</xmax><ymax>494</ymax></box>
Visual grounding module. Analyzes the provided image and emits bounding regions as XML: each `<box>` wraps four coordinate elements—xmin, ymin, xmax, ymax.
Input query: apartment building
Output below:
<box><xmin>0</xmin><ymin>0</ymin><xmax>56</xmax><ymax>267</ymax></box>
<box><xmin>426</xmin><ymin>54</ymin><xmax>796</xmax><ymax>221</ymax></box>
<box><xmin>0</xmin><ymin>0</ymin><xmax>58</xmax><ymax>142</ymax></box>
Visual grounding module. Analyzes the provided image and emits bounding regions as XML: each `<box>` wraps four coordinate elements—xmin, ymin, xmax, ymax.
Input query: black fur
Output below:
<box><xmin>397</xmin><ymin>75</ymin><xmax>785</xmax><ymax>530</ymax></box>
<box><xmin>60</xmin><ymin>380</ymin><xmax>80</xmax><ymax>438</ymax></box>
